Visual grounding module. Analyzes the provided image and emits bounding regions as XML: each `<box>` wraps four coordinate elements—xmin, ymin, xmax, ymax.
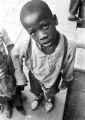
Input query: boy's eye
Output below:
<box><xmin>42</xmin><ymin>23</ymin><xmax>49</xmax><ymax>29</ymax></box>
<box><xmin>29</xmin><ymin>30</ymin><xmax>36</xmax><ymax>36</ymax></box>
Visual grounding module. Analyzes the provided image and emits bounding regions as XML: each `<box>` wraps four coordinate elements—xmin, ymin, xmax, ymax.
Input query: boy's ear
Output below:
<box><xmin>53</xmin><ymin>14</ymin><xmax>58</xmax><ymax>26</ymax></box>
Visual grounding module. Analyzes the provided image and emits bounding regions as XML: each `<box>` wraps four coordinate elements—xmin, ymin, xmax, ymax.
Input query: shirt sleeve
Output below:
<box><xmin>62</xmin><ymin>40</ymin><xmax>85</xmax><ymax>82</ymax></box>
<box><xmin>11</xmin><ymin>38</ymin><xmax>31</xmax><ymax>86</ymax></box>
<box><xmin>62</xmin><ymin>41</ymin><xmax>76</xmax><ymax>82</ymax></box>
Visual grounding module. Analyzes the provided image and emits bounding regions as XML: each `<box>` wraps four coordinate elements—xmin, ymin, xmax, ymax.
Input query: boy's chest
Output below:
<box><xmin>26</xmin><ymin>36</ymin><xmax>65</xmax><ymax>78</ymax></box>
<box><xmin>32</xmin><ymin>46</ymin><xmax>64</xmax><ymax>76</ymax></box>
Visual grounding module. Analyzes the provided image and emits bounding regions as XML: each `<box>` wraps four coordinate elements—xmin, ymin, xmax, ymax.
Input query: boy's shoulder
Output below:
<box><xmin>59</xmin><ymin>33</ymin><xmax>85</xmax><ymax>54</ymax></box>
<box><xmin>61</xmin><ymin>33</ymin><xmax>77</xmax><ymax>48</ymax></box>
<box><xmin>11</xmin><ymin>34</ymin><xmax>31</xmax><ymax>58</ymax></box>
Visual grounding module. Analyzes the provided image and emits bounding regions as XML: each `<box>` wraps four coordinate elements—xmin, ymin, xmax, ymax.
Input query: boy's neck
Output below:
<box><xmin>54</xmin><ymin>31</ymin><xmax>60</xmax><ymax>49</ymax></box>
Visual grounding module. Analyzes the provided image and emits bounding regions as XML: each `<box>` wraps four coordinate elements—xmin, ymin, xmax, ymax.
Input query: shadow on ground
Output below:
<box><xmin>63</xmin><ymin>70</ymin><xmax>85</xmax><ymax>120</ymax></box>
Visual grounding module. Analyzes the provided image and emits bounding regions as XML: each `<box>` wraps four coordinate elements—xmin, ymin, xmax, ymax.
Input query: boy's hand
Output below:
<box><xmin>59</xmin><ymin>81</ymin><xmax>69</xmax><ymax>90</ymax></box>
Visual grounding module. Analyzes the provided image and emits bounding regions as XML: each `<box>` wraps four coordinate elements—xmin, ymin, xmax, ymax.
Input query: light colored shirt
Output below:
<box><xmin>11</xmin><ymin>32</ymin><xmax>85</xmax><ymax>88</ymax></box>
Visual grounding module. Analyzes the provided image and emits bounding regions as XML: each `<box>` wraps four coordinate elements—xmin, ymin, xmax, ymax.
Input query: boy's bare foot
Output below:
<box><xmin>31</xmin><ymin>95</ymin><xmax>44</xmax><ymax>110</ymax></box>
<box><xmin>45</xmin><ymin>97</ymin><xmax>54</xmax><ymax>112</ymax></box>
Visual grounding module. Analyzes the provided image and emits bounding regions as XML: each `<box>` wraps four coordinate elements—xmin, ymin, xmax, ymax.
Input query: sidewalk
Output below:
<box><xmin>63</xmin><ymin>71</ymin><xmax>85</xmax><ymax>120</ymax></box>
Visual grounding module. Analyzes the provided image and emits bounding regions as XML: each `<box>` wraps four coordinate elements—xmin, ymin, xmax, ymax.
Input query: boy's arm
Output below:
<box><xmin>11</xmin><ymin>46</ymin><xmax>28</xmax><ymax>86</ymax></box>
<box><xmin>60</xmin><ymin>40</ymin><xmax>85</xmax><ymax>89</ymax></box>
<box><xmin>76</xmin><ymin>42</ymin><xmax>85</xmax><ymax>49</ymax></box>
<box><xmin>62</xmin><ymin>46</ymin><xmax>76</xmax><ymax>82</ymax></box>
<box><xmin>11</xmin><ymin>37</ymin><xmax>31</xmax><ymax>86</ymax></box>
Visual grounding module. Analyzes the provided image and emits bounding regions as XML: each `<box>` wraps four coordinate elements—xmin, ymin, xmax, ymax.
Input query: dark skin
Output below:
<box><xmin>21</xmin><ymin>10</ymin><xmax>60</xmax><ymax>55</ymax></box>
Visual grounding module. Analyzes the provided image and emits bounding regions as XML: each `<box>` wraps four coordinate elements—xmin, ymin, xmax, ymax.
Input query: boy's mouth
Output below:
<box><xmin>43</xmin><ymin>41</ymin><xmax>52</xmax><ymax>47</ymax></box>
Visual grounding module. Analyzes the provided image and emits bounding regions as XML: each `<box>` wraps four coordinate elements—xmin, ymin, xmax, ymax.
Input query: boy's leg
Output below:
<box><xmin>68</xmin><ymin>0</ymin><xmax>84</xmax><ymax>22</ymax></box>
<box><xmin>7</xmin><ymin>57</ymin><xmax>26</xmax><ymax>115</ymax></box>
<box><xmin>13</xmin><ymin>87</ymin><xmax>22</xmax><ymax>108</ymax></box>
<box><xmin>0</xmin><ymin>97</ymin><xmax>6</xmax><ymax>113</ymax></box>
<box><xmin>69</xmin><ymin>0</ymin><xmax>80</xmax><ymax>15</ymax></box>
<box><xmin>44</xmin><ymin>73</ymin><xmax>61</xmax><ymax>112</ymax></box>
<box><xmin>29</xmin><ymin>71</ymin><xmax>44</xmax><ymax>110</ymax></box>
<box><xmin>12</xmin><ymin>87</ymin><xmax>26</xmax><ymax>115</ymax></box>
<box><xmin>4</xmin><ymin>98</ymin><xmax>13</xmax><ymax>119</ymax></box>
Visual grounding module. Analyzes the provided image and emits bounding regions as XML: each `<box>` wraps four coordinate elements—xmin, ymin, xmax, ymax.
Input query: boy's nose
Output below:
<box><xmin>38</xmin><ymin>31</ymin><xmax>47</xmax><ymax>40</ymax></box>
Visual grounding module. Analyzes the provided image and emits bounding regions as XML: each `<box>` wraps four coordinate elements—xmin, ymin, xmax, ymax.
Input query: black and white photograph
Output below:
<box><xmin>0</xmin><ymin>0</ymin><xmax>85</xmax><ymax>120</ymax></box>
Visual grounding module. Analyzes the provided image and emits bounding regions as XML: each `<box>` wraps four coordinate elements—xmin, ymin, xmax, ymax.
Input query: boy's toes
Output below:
<box><xmin>31</xmin><ymin>100</ymin><xmax>39</xmax><ymax>110</ymax></box>
<box><xmin>45</xmin><ymin>97</ymin><xmax>54</xmax><ymax>112</ymax></box>
<box><xmin>31</xmin><ymin>95</ymin><xmax>44</xmax><ymax>110</ymax></box>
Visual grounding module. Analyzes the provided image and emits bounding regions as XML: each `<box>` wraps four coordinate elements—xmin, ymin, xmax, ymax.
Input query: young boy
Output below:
<box><xmin>11</xmin><ymin>0</ymin><xmax>83</xmax><ymax>112</ymax></box>
<box><xmin>0</xmin><ymin>28</ymin><xmax>26</xmax><ymax>118</ymax></box>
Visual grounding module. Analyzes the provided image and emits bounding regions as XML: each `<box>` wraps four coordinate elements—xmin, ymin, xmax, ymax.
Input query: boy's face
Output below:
<box><xmin>22</xmin><ymin>11</ymin><xmax>57</xmax><ymax>54</ymax></box>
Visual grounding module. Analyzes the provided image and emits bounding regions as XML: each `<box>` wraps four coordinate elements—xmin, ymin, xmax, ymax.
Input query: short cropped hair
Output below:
<box><xmin>20</xmin><ymin>0</ymin><xmax>53</xmax><ymax>24</ymax></box>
